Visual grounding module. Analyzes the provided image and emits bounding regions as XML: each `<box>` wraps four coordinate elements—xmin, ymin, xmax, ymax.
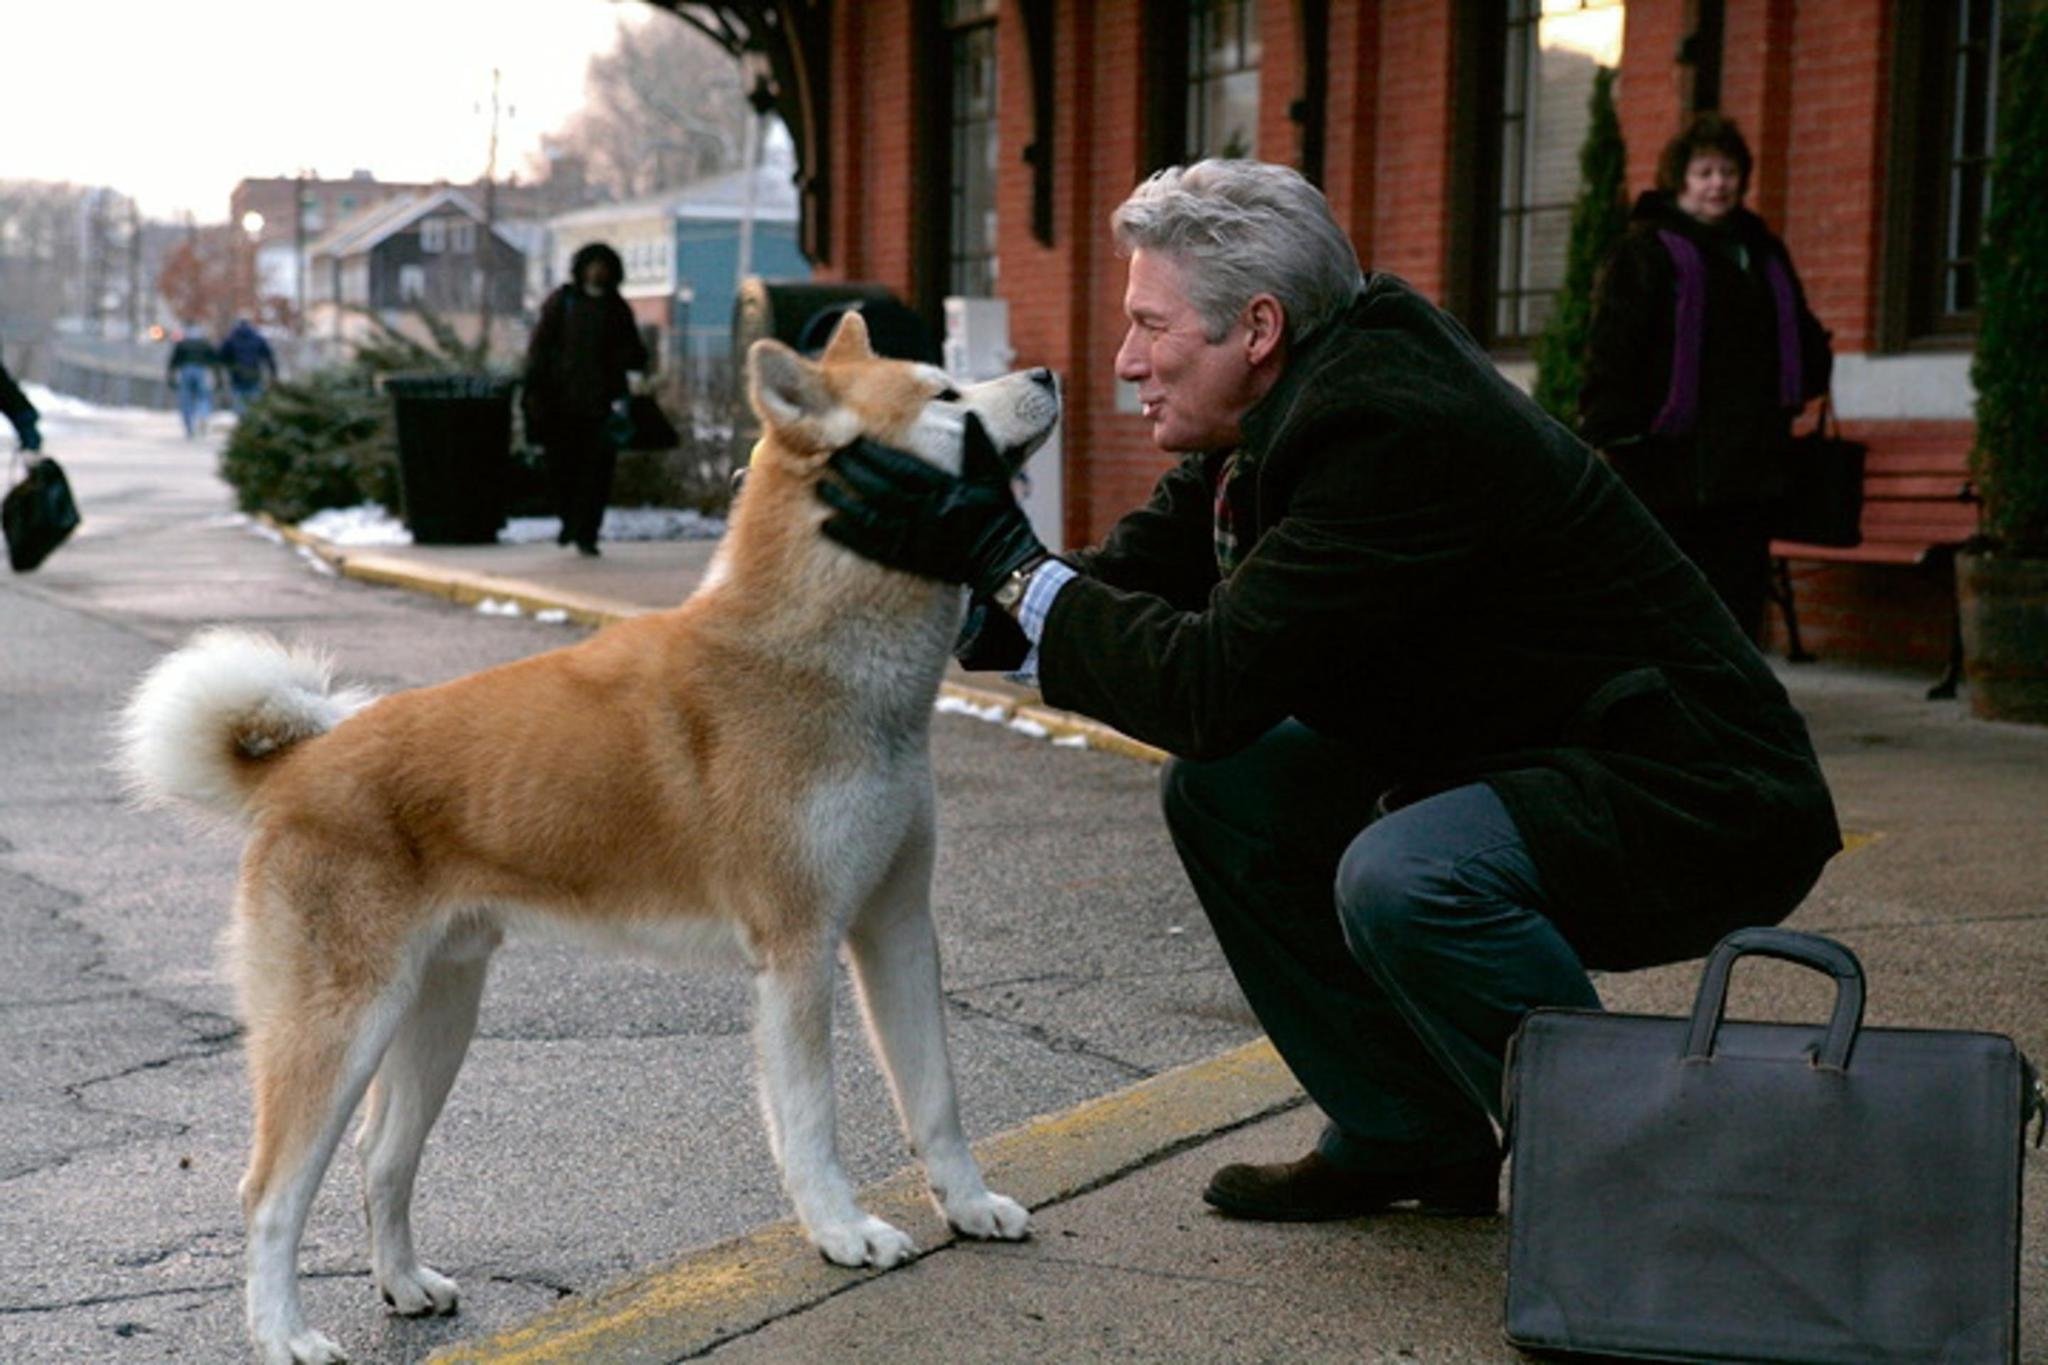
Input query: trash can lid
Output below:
<box><xmin>383</xmin><ymin>373</ymin><xmax>514</xmax><ymax>399</ymax></box>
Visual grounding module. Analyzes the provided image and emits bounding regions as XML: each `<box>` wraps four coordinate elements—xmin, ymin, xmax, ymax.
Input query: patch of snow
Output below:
<box><xmin>475</xmin><ymin>597</ymin><xmax>523</xmax><ymax>616</ymax></box>
<box><xmin>295</xmin><ymin>503</ymin><xmax>727</xmax><ymax>547</ymax></box>
<box><xmin>534</xmin><ymin>608</ymin><xmax>570</xmax><ymax>625</ymax></box>
<box><xmin>295</xmin><ymin>545</ymin><xmax>337</xmax><ymax>577</ymax></box>
<box><xmin>298</xmin><ymin>504</ymin><xmax>413</xmax><ymax>546</ymax></box>
<box><xmin>934</xmin><ymin>696</ymin><xmax>1010</xmax><ymax>724</ymax></box>
<box><xmin>1007</xmin><ymin>717</ymin><xmax>1051</xmax><ymax>739</ymax></box>
<box><xmin>1052</xmin><ymin>733</ymin><xmax>1089</xmax><ymax>749</ymax></box>
<box><xmin>19</xmin><ymin>383</ymin><xmax>105</xmax><ymax>420</ymax></box>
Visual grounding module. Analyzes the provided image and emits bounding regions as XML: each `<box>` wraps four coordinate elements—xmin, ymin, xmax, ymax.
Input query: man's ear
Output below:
<box><xmin>1243</xmin><ymin>294</ymin><xmax>1286</xmax><ymax>368</ymax></box>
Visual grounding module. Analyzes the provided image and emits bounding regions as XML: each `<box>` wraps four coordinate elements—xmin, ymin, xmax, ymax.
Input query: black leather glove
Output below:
<box><xmin>817</xmin><ymin>412</ymin><xmax>1047</xmax><ymax>598</ymax></box>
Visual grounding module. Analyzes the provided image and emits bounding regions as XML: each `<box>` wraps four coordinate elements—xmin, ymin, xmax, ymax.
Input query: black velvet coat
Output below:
<box><xmin>1038</xmin><ymin>274</ymin><xmax>1840</xmax><ymax>970</ymax></box>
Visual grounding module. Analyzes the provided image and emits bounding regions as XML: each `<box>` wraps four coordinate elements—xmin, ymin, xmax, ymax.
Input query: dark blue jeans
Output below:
<box><xmin>1161</xmin><ymin>720</ymin><xmax>1600</xmax><ymax>1173</ymax></box>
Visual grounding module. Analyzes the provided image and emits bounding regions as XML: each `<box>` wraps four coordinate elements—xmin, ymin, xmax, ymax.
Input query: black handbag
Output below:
<box><xmin>608</xmin><ymin>394</ymin><xmax>680</xmax><ymax>452</ymax></box>
<box><xmin>3</xmin><ymin>453</ymin><xmax>81</xmax><ymax>572</ymax></box>
<box><xmin>1504</xmin><ymin>928</ymin><xmax>2042</xmax><ymax>1363</ymax></box>
<box><xmin>1771</xmin><ymin>398</ymin><xmax>1866</xmax><ymax>547</ymax></box>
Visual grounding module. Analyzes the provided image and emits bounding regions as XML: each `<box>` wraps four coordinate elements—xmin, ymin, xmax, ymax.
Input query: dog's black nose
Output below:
<box><xmin>1028</xmin><ymin>367</ymin><xmax>1056</xmax><ymax>390</ymax></box>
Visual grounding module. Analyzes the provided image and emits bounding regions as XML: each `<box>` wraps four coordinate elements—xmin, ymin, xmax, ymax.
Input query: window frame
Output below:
<box><xmin>942</xmin><ymin>0</ymin><xmax>1001</xmax><ymax>299</ymax></box>
<box><xmin>1881</xmin><ymin>0</ymin><xmax>2030</xmax><ymax>348</ymax></box>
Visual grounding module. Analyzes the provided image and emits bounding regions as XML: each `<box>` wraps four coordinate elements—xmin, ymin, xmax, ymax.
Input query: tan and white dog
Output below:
<box><xmin>117</xmin><ymin>312</ymin><xmax>1055</xmax><ymax>1365</ymax></box>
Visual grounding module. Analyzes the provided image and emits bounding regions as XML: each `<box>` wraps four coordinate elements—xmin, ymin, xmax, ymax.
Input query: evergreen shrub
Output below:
<box><xmin>1533</xmin><ymin>65</ymin><xmax>1628</xmax><ymax>425</ymax></box>
<box><xmin>1970</xmin><ymin>8</ymin><xmax>2048</xmax><ymax>557</ymax></box>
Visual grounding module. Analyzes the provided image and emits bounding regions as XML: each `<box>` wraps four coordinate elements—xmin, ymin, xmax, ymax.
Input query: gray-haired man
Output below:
<box><xmin>818</xmin><ymin>159</ymin><xmax>1838</xmax><ymax>1221</ymax></box>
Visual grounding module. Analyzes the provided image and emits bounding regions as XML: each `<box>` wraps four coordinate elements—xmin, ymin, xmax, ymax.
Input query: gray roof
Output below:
<box><xmin>307</xmin><ymin>188</ymin><xmax>524</xmax><ymax>261</ymax></box>
<box><xmin>546</xmin><ymin>156</ymin><xmax>800</xmax><ymax>232</ymax></box>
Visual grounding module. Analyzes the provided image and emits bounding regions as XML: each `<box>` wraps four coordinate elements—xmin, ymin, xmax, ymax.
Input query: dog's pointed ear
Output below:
<box><xmin>820</xmin><ymin>309</ymin><xmax>873</xmax><ymax>365</ymax></box>
<box><xmin>748</xmin><ymin>338</ymin><xmax>858</xmax><ymax>454</ymax></box>
<box><xmin>748</xmin><ymin>338</ymin><xmax>829</xmax><ymax>427</ymax></box>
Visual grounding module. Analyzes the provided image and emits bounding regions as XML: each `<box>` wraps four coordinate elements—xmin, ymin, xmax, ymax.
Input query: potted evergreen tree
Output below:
<box><xmin>1533</xmin><ymin>66</ymin><xmax>1628</xmax><ymax>424</ymax></box>
<box><xmin>1958</xmin><ymin>7</ymin><xmax>2048</xmax><ymax>723</ymax></box>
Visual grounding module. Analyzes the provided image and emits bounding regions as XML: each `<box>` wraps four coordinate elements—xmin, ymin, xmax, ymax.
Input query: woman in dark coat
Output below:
<box><xmin>1580</xmin><ymin>114</ymin><xmax>1833</xmax><ymax>638</ymax></box>
<box><xmin>522</xmin><ymin>242</ymin><xmax>648</xmax><ymax>556</ymax></box>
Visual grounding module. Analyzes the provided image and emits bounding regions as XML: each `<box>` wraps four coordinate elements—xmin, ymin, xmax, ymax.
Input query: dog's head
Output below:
<box><xmin>745</xmin><ymin>311</ymin><xmax>1059</xmax><ymax>479</ymax></box>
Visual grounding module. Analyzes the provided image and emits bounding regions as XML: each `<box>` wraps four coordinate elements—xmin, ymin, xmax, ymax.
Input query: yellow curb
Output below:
<box><xmin>429</xmin><ymin>1040</ymin><xmax>1299</xmax><ymax>1364</ymax></box>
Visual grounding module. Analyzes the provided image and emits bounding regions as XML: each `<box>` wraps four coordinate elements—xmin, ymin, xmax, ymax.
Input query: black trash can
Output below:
<box><xmin>384</xmin><ymin>373</ymin><xmax>514</xmax><ymax>545</ymax></box>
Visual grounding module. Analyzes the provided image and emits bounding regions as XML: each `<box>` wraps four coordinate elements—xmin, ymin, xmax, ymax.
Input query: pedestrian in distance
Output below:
<box><xmin>216</xmin><ymin>317</ymin><xmax>278</xmax><ymax>415</ymax></box>
<box><xmin>0</xmin><ymin>352</ymin><xmax>42</xmax><ymax>452</ymax></box>
<box><xmin>166</xmin><ymin>324</ymin><xmax>220</xmax><ymax>439</ymax></box>
<box><xmin>1578</xmin><ymin>113</ymin><xmax>1834</xmax><ymax>639</ymax></box>
<box><xmin>815</xmin><ymin>158</ymin><xmax>1841</xmax><ymax>1223</ymax></box>
<box><xmin>521</xmin><ymin>241</ymin><xmax>648</xmax><ymax>557</ymax></box>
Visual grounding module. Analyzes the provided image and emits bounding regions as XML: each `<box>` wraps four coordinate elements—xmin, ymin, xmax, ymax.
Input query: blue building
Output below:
<box><xmin>545</xmin><ymin>129</ymin><xmax>810</xmax><ymax>370</ymax></box>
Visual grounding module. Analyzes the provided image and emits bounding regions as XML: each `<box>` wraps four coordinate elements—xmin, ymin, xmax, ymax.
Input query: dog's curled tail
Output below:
<box><xmin>116</xmin><ymin>628</ymin><xmax>373</xmax><ymax>821</ymax></box>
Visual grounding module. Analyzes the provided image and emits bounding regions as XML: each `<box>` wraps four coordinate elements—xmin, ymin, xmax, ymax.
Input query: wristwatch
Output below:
<box><xmin>991</xmin><ymin>555</ymin><xmax>1050</xmax><ymax>615</ymax></box>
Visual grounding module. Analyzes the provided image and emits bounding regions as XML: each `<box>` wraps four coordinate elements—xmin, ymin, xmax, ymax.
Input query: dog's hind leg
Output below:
<box><xmin>753</xmin><ymin>938</ymin><xmax>917</xmax><ymax>1268</ymax></box>
<box><xmin>354</xmin><ymin>918</ymin><xmax>498</xmax><ymax>1319</ymax></box>
<box><xmin>845</xmin><ymin>819</ymin><xmax>1028</xmax><ymax>1244</ymax></box>
<box><xmin>236</xmin><ymin>879</ymin><xmax>424</xmax><ymax>1365</ymax></box>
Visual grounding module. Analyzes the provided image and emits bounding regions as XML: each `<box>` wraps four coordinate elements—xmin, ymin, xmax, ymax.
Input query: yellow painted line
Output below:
<box><xmin>1841</xmin><ymin>830</ymin><xmax>1881</xmax><ymax>854</ymax></box>
<box><xmin>429</xmin><ymin>1040</ymin><xmax>1298</xmax><ymax>1364</ymax></box>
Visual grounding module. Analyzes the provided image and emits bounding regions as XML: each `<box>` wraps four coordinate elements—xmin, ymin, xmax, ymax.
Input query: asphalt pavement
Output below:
<box><xmin>270</xmin><ymin>514</ymin><xmax>2048</xmax><ymax>1364</ymax></box>
<box><xmin>4</xmin><ymin>393</ymin><xmax>2040</xmax><ymax>1362</ymax></box>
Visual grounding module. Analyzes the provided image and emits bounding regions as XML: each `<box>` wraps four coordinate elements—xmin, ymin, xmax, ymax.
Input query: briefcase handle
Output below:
<box><xmin>1684</xmin><ymin>928</ymin><xmax>1866</xmax><ymax>1072</ymax></box>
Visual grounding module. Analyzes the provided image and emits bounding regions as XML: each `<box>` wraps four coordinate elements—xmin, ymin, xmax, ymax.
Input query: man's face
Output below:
<box><xmin>1115</xmin><ymin>248</ymin><xmax>1261</xmax><ymax>453</ymax></box>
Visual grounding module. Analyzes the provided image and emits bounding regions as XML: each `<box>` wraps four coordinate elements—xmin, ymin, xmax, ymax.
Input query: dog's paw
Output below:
<box><xmin>376</xmin><ymin>1263</ymin><xmax>459</xmax><ymax>1317</ymax></box>
<box><xmin>812</xmin><ymin>1215</ymin><xmax>917</xmax><ymax>1269</ymax></box>
<box><xmin>946</xmin><ymin>1191</ymin><xmax>1030</xmax><ymax>1242</ymax></box>
<box><xmin>258</xmin><ymin>1327</ymin><xmax>349</xmax><ymax>1365</ymax></box>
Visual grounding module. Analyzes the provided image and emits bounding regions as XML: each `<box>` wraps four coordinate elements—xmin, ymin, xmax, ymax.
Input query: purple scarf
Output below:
<box><xmin>1651</xmin><ymin>228</ymin><xmax>1804</xmax><ymax>436</ymax></box>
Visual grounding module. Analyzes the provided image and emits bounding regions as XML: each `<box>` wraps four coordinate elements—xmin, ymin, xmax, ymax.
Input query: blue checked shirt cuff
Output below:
<box><xmin>1004</xmin><ymin>558</ymin><xmax>1076</xmax><ymax>688</ymax></box>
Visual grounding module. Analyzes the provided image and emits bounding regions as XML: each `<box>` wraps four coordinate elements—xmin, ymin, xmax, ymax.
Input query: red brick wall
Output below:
<box><xmin>805</xmin><ymin>0</ymin><xmax>1963</xmax><ymax>668</ymax></box>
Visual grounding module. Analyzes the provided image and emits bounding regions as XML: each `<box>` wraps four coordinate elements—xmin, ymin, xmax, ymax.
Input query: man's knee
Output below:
<box><xmin>1334</xmin><ymin>838</ymin><xmax>1432</xmax><ymax>969</ymax></box>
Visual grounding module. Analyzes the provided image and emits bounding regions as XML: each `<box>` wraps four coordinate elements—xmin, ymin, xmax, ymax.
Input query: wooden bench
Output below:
<box><xmin>1768</xmin><ymin>439</ymin><xmax>1980</xmax><ymax>698</ymax></box>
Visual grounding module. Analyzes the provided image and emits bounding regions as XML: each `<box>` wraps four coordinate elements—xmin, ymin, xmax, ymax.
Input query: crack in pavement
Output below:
<box><xmin>944</xmin><ymin>995</ymin><xmax>1153</xmax><ymax>1081</ymax></box>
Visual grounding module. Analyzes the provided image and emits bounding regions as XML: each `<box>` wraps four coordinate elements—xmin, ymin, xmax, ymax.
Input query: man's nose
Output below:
<box><xmin>1114</xmin><ymin>330</ymin><xmax>1145</xmax><ymax>379</ymax></box>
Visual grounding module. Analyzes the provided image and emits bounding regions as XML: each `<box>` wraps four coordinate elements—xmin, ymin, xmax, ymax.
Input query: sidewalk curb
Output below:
<box><xmin>429</xmin><ymin>1041</ymin><xmax>1300</xmax><ymax>1363</ymax></box>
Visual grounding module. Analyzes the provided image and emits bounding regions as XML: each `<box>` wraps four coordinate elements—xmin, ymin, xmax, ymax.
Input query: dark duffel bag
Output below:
<box><xmin>4</xmin><ymin>453</ymin><xmax>82</xmax><ymax>572</ymax></box>
<box><xmin>1504</xmin><ymin>927</ymin><xmax>2042</xmax><ymax>1363</ymax></box>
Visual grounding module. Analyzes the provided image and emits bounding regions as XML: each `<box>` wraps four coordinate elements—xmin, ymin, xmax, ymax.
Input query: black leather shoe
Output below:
<box><xmin>576</xmin><ymin>542</ymin><xmax>601</xmax><ymax>558</ymax></box>
<box><xmin>1201</xmin><ymin>1149</ymin><xmax>1500</xmax><ymax>1222</ymax></box>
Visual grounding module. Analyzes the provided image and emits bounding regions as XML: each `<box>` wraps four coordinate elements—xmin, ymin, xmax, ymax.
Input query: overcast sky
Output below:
<box><xmin>5</xmin><ymin>0</ymin><xmax>657</xmax><ymax>222</ymax></box>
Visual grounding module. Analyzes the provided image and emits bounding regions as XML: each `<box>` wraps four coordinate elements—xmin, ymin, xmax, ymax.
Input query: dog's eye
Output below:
<box><xmin>935</xmin><ymin>387</ymin><xmax>962</xmax><ymax>402</ymax></box>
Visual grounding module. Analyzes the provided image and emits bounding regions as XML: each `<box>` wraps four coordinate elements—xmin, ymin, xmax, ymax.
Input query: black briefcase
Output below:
<box><xmin>3</xmin><ymin>453</ymin><xmax>81</xmax><ymax>572</ymax></box>
<box><xmin>1504</xmin><ymin>928</ymin><xmax>2041</xmax><ymax>1363</ymax></box>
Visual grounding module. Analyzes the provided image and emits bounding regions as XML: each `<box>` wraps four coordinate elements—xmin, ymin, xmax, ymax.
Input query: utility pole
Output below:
<box><xmin>294</xmin><ymin>172</ymin><xmax>308</xmax><ymax>338</ymax></box>
<box><xmin>126</xmin><ymin>198</ymin><xmax>142</xmax><ymax>340</ymax></box>
<box><xmin>477</xmin><ymin>67</ymin><xmax>501</xmax><ymax>360</ymax></box>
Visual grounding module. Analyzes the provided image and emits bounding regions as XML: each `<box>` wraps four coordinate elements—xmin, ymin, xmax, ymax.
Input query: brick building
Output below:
<box><xmin>667</xmin><ymin>0</ymin><xmax>2027</xmax><ymax>668</ymax></box>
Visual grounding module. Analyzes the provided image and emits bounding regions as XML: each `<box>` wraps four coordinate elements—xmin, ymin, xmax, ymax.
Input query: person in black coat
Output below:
<box><xmin>522</xmin><ymin>242</ymin><xmax>648</xmax><ymax>556</ymax></box>
<box><xmin>814</xmin><ymin>159</ymin><xmax>1839</xmax><ymax>1223</ymax></box>
<box><xmin>0</xmin><ymin>354</ymin><xmax>41</xmax><ymax>452</ymax></box>
<box><xmin>1580</xmin><ymin>114</ymin><xmax>1833</xmax><ymax>638</ymax></box>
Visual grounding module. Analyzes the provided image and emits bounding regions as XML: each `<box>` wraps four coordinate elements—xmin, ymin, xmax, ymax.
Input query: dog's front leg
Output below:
<box><xmin>845</xmin><ymin>827</ymin><xmax>1029</xmax><ymax>1245</ymax></box>
<box><xmin>753</xmin><ymin>946</ymin><xmax>916</xmax><ymax>1268</ymax></box>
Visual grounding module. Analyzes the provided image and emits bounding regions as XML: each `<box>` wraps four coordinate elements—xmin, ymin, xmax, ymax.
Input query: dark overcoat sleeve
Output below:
<box><xmin>1064</xmin><ymin>451</ymin><xmax>1224</xmax><ymax>609</ymax></box>
<box><xmin>1038</xmin><ymin>409</ymin><xmax>1490</xmax><ymax>761</ymax></box>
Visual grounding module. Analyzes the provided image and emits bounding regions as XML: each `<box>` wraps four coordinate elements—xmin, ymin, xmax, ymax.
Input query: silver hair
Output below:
<box><xmin>1110</xmin><ymin>159</ymin><xmax>1364</xmax><ymax>344</ymax></box>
